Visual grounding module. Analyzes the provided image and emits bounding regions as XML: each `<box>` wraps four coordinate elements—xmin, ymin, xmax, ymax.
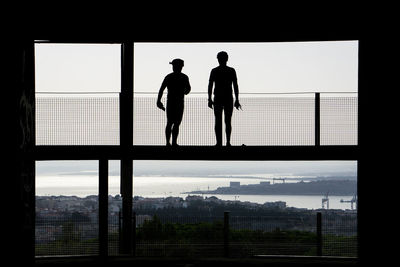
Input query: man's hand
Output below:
<box><xmin>157</xmin><ymin>100</ymin><xmax>165</xmax><ymax>111</ymax></box>
<box><xmin>208</xmin><ymin>99</ymin><xmax>214</xmax><ymax>109</ymax></box>
<box><xmin>234</xmin><ymin>99</ymin><xmax>242</xmax><ymax>110</ymax></box>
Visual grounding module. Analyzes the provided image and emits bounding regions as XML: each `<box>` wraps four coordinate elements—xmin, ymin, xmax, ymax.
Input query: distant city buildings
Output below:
<box><xmin>263</xmin><ymin>201</ymin><xmax>286</xmax><ymax>209</ymax></box>
<box><xmin>230</xmin><ymin>182</ymin><xmax>240</xmax><ymax>188</ymax></box>
<box><xmin>36</xmin><ymin>194</ymin><xmax>289</xmax><ymax>217</ymax></box>
<box><xmin>35</xmin><ymin>194</ymin><xmax>357</xmax><ymax>245</ymax></box>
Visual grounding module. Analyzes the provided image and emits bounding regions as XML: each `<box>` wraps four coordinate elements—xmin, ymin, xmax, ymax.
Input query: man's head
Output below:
<box><xmin>170</xmin><ymin>58</ymin><xmax>184</xmax><ymax>72</ymax></box>
<box><xmin>217</xmin><ymin>51</ymin><xmax>228</xmax><ymax>65</ymax></box>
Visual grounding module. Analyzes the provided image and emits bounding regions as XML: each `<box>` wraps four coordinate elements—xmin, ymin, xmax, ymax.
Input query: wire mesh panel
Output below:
<box><xmin>36</xmin><ymin>95</ymin><xmax>120</xmax><ymax>145</ymax></box>
<box><xmin>231</xmin><ymin>97</ymin><xmax>315</xmax><ymax>146</ymax></box>
<box><xmin>133</xmin><ymin>95</ymin><xmax>215</xmax><ymax>146</ymax></box>
<box><xmin>322</xmin><ymin>212</ymin><xmax>358</xmax><ymax>257</ymax></box>
<box><xmin>109</xmin><ymin>213</ymin><xmax>359</xmax><ymax>258</ymax></box>
<box><xmin>35</xmin><ymin>210</ymin><xmax>357</xmax><ymax>257</ymax></box>
<box><xmin>36</xmin><ymin>93</ymin><xmax>357</xmax><ymax>146</ymax></box>
<box><xmin>134</xmin><ymin>215</ymin><xmax>225</xmax><ymax>258</ymax></box>
<box><xmin>35</xmin><ymin>217</ymin><xmax>99</xmax><ymax>256</ymax></box>
<box><xmin>133</xmin><ymin>94</ymin><xmax>316</xmax><ymax>146</ymax></box>
<box><xmin>229</xmin><ymin>215</ymin><xmax>317</xmax><ymax>257</ymax></box>
<box><xmin>180</xmin><ymin>97</ymin><xmax>216</xmax><ymax>145</ymax></box>
<box><xmin>320</xmin><ymin>96</ymin><xmax>358</xmax><ymax>145</ymax></box>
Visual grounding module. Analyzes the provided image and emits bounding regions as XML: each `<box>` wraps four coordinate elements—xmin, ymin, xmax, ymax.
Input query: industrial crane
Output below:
<box><xmin>322</xmin><ymin>192</ymin><xmax>329</xmax><ymax>209</ymax></box>
<box><xmin>340</xmin><ymin>194</ymin><xmax>357</xmax><ymax>210</ymax></box>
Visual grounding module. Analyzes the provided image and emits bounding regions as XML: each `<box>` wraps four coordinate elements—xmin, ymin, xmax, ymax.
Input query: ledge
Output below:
<box><xmin>34</xmin><ymin>255</ymin><xmax>359</xmax><ymax>267</ymax></box>
<box><xmin>34</xmin><ymin>145</ymin><xmax>359</xmax><ymax>161</ymax></box>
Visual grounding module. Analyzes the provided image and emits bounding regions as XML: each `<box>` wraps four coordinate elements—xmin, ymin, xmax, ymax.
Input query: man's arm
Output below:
<box><xmin>185</xmin><ymin>76</ymin><xmax>191</xmax><ymax>95</ymax></box>
<box><xmin>233</xmin><ymin>80</ymin><xmax>239</xmax><ymax>101</ymax></box>
<box><xmin>232</xmin><ymin>69</ymin><xmax>241</xmax><ymax>110</ymax></box>
<box><xmin>208</xmin><ymin>81</ymin><xmax>214</xmax><ymax>109</ymax></box>
<box><xmin>208</xmin><ymin>81</ymin><xmax>213</xmax><ymax>100</ymax></box>
<box><xmin>208</xmin><ymin>70</ymin><xmax>214</xmax><ymax>109</ymax></box>
<box><xmin>157</xmin><ymin>79</ymin><xmax>167</xmax><ymax>111</ymax></box>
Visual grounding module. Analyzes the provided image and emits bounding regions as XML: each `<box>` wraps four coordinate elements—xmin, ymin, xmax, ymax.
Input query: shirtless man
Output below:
<box><xmin>208</xmin><ymin>51</ymin><xmax>241</xmax><ymax>146</ymax></box>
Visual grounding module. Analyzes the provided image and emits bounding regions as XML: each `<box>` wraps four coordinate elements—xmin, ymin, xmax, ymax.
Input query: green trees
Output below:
<box><xmin>134</xmin><ymin>215</ymin><xmax>356</xmax><ymax>257</ymax></box>
<box><xmin>136</xmin><ymin>215</ymin><xmax>224</xmax><ymax>243</ymax></box>
<box><xmin>135</xmin><ymin>215</ymin><xmax>320</xmax><ymax>257</ymax></box>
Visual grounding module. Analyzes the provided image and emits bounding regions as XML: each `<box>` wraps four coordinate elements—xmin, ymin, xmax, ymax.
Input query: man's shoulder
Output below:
<box><xmin>167</xmin><ymin>72</ymin><xmax>188</xmax><ymax>78</ymax></box>
<box><xmin>227</xmin><ymin>66</ymin><xmax>236</xmax><ymax>72</ymax></box>
<box><xmin>213</xmin><ymin>66</ymin><xmax>235</xmax><ymax>72</ymax></box>
<box><xmin>164</xmin><ymin>72</ymin><xmax>174</xmax><ymax>79</ymax></box>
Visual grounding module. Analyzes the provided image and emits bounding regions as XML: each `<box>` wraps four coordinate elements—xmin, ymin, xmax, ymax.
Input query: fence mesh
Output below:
<box><xmin>108</xmin><ymin>213</ymin><xmax>356</xmax><ymax>258</ymax></box>
<box><xmin>35</xmin><ymin>95</ymin><xmax>120</xmax><ymax>145</ymax></box>
<box><xmin>35</xmin><ymin>209</ymin><xmax>357</xmax><ymax>258</ymax></box>
<box><xmin>36</xmin><ymin>93</ymin><xmax>357</xmax><ymax>146</ymax></box>
<box><xmin>320</xmin><ymin>96</ymin><xmax>358</xmax><ymax>145</ymax></box>
<box><xmin>133</xmin><ymin>215</ymin><xmax>225</xmax><ymax>258</ymax></box>
<box><xmin>229</xmin><ymin>215</ymin><xmax>318</xmax><ymax>257</ymax></box>
<box><xmin>35</xmin><ymin>217</ymin><xmax>99</xmax><ymax>256</ymax></box>
<box><xmin>134</xmin><ymin>96</ymin><xmax>316</xmax><ymax>146</ymax></box>
<box><xmin>321</xmin><ymin>212</ymin><xmax>358</xmax><ymax>257</ymax></box>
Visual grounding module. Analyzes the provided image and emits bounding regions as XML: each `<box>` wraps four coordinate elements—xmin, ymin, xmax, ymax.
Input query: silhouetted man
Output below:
<box><xmin>208</xmin><ymin>51</ymin><xmax>241</xmax><ymax>146</ymax></box>
<box><xmin>157</xmin><ymin>58</ymin><xmax>191</xmax><ymax>146</ymax></box>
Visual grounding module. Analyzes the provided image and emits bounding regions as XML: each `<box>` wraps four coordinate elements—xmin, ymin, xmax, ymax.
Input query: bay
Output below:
<box><xmin>36</xmin><ymin>175</ymin><xmax>356</xmax><ymax>210</ymax></box>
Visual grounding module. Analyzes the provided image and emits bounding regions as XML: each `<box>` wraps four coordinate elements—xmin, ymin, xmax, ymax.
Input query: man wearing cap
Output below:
<box><xmin>208</xmin><ymin>51</ymin><xmax>241</xmax><ymax>146</ymax></box>
<box><xmin>157</xmin><ymin>58</ymin><xmax>191</xmax><ymax>146</ymax></box>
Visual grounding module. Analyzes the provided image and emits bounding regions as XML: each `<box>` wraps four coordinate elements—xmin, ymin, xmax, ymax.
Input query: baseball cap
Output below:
<box><xmin>169</xmin><ymin>58</ymin><xmax>184</xmax><ymax>66</ymax></box>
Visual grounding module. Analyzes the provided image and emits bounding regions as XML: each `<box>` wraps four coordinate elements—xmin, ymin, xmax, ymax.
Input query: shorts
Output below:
<box><xmin>166</xmin><ymin>100</ymin><xmax>184</xmax><ymax>124</ymax></box>
<box><xmin>213</xmin><ymin>96</ymin><xmax>233</xmax><ymax>118</ymax></box>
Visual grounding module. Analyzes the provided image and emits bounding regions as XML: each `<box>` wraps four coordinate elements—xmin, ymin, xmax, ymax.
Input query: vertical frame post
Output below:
<box><xmin>120</xmin><ymin>41</ymin><xmax>133</xmax><ymax>149</ymax></box>
<box><xmin>99</xmin><ymin>159</ymin><xmax>109</xmax><ymax>259</ymax></box>
<box><xmin>315</xmin><ymin>92</ymin><xmax>321</xmax><ymax>147</ymax></box>
<box><xmin>224</xmin><ymin>211</ymin><xmax>230</xmax><ymax>257</ymax></box>
<box><xmin>132</xmin><ymin>212</ymin><xmax>136</xmax><ymax>256</ymax></box>
<box><xmin>118</xmin><ymin>211</ymin><xmax>122</xmax><ymax>254</ymax></box>
<box><xmin>120</xmin><ymin>42</ymin><xmax>134</xmax><ymax>254</ymax></box>
<box><xmin>15</xmin><ymin>40</ymin><xmax>36</xmax><ymax>264</ymax></box>
<box><xmin>120</xmin><ymin>159</ymin><xmax>133</xmax><ymax>254</ymax></box>
<box><xmin>317</xmin><ymin>212</ymin><xmax>322</xmax><ymax>256</ymax></box>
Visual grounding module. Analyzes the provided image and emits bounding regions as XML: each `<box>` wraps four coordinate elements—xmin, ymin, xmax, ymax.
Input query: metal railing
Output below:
<box><xmin>35</xmin><ymin>92</ymin><xmax>357</xmax><ymax>146</ymax></box>
<box><xmin>35</xmin><ymin>210</ymin><xmax>357</xmax><ymax>258</ymax></box>
<box><xmin>35</xmin><ymin>217</ymin><xmax>99</xmax><ymax>256</ymax></box>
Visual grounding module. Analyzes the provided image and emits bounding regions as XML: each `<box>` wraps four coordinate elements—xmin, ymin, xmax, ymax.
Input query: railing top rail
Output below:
<box><xmin>35</xmin><ymin>91</ymin><xmax>358</xmax><ymax>95</ymax></box>
<box><xmin>35</xmin><ymin>91</ymin><xmax>120</xmax><ymax>94</ymax></box>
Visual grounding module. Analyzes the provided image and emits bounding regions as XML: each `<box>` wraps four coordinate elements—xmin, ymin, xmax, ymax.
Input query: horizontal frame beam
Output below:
<box><xmin>34</xmin><ymin>145</ymin><xmax>359</xmax><ymax>161</ymax></box>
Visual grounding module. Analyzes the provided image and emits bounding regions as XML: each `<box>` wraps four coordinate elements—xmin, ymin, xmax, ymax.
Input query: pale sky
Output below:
<box><xmin>34</xmin><ymin>42</ymin><xmax>359</xmax><ymax>178</ymax></box>
<box><xmin>35</xmin><ymin>44</ymin><xmax>121</xmax><ymax>93</ymax></box>
<box><xmin>35</xmin><ymin>41</ymin><xmax>358</xmax><ymax>94</ymax></box>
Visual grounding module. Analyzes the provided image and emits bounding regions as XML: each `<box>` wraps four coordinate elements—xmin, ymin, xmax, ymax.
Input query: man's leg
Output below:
<box><xmin>165</xmin><ymin>121</ymin><xmax>172</xmax><ymax>146</ymax></box>
<box><xmin>224</xmin><ymin>101</ymin><xmax>234</xmax><ymax>146</ymax></box>
<box><xmin>171</xmin><ymin>103</ymin><xmax>184</xmax><ymax>146</ymax></box>
<box><xmin>225</xmin><ymin>117</ymin><xmax>232</xmax><ymax>146</ymax></box>
<box><xmin>214</xmin><ymin>105</ymin><xmax>223</xmax><ymax>146</ymax></box>
<box><xmin>171</xmin><ymin>121</ymin><xmax>181</xmax><ymax>146</ymax></box>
